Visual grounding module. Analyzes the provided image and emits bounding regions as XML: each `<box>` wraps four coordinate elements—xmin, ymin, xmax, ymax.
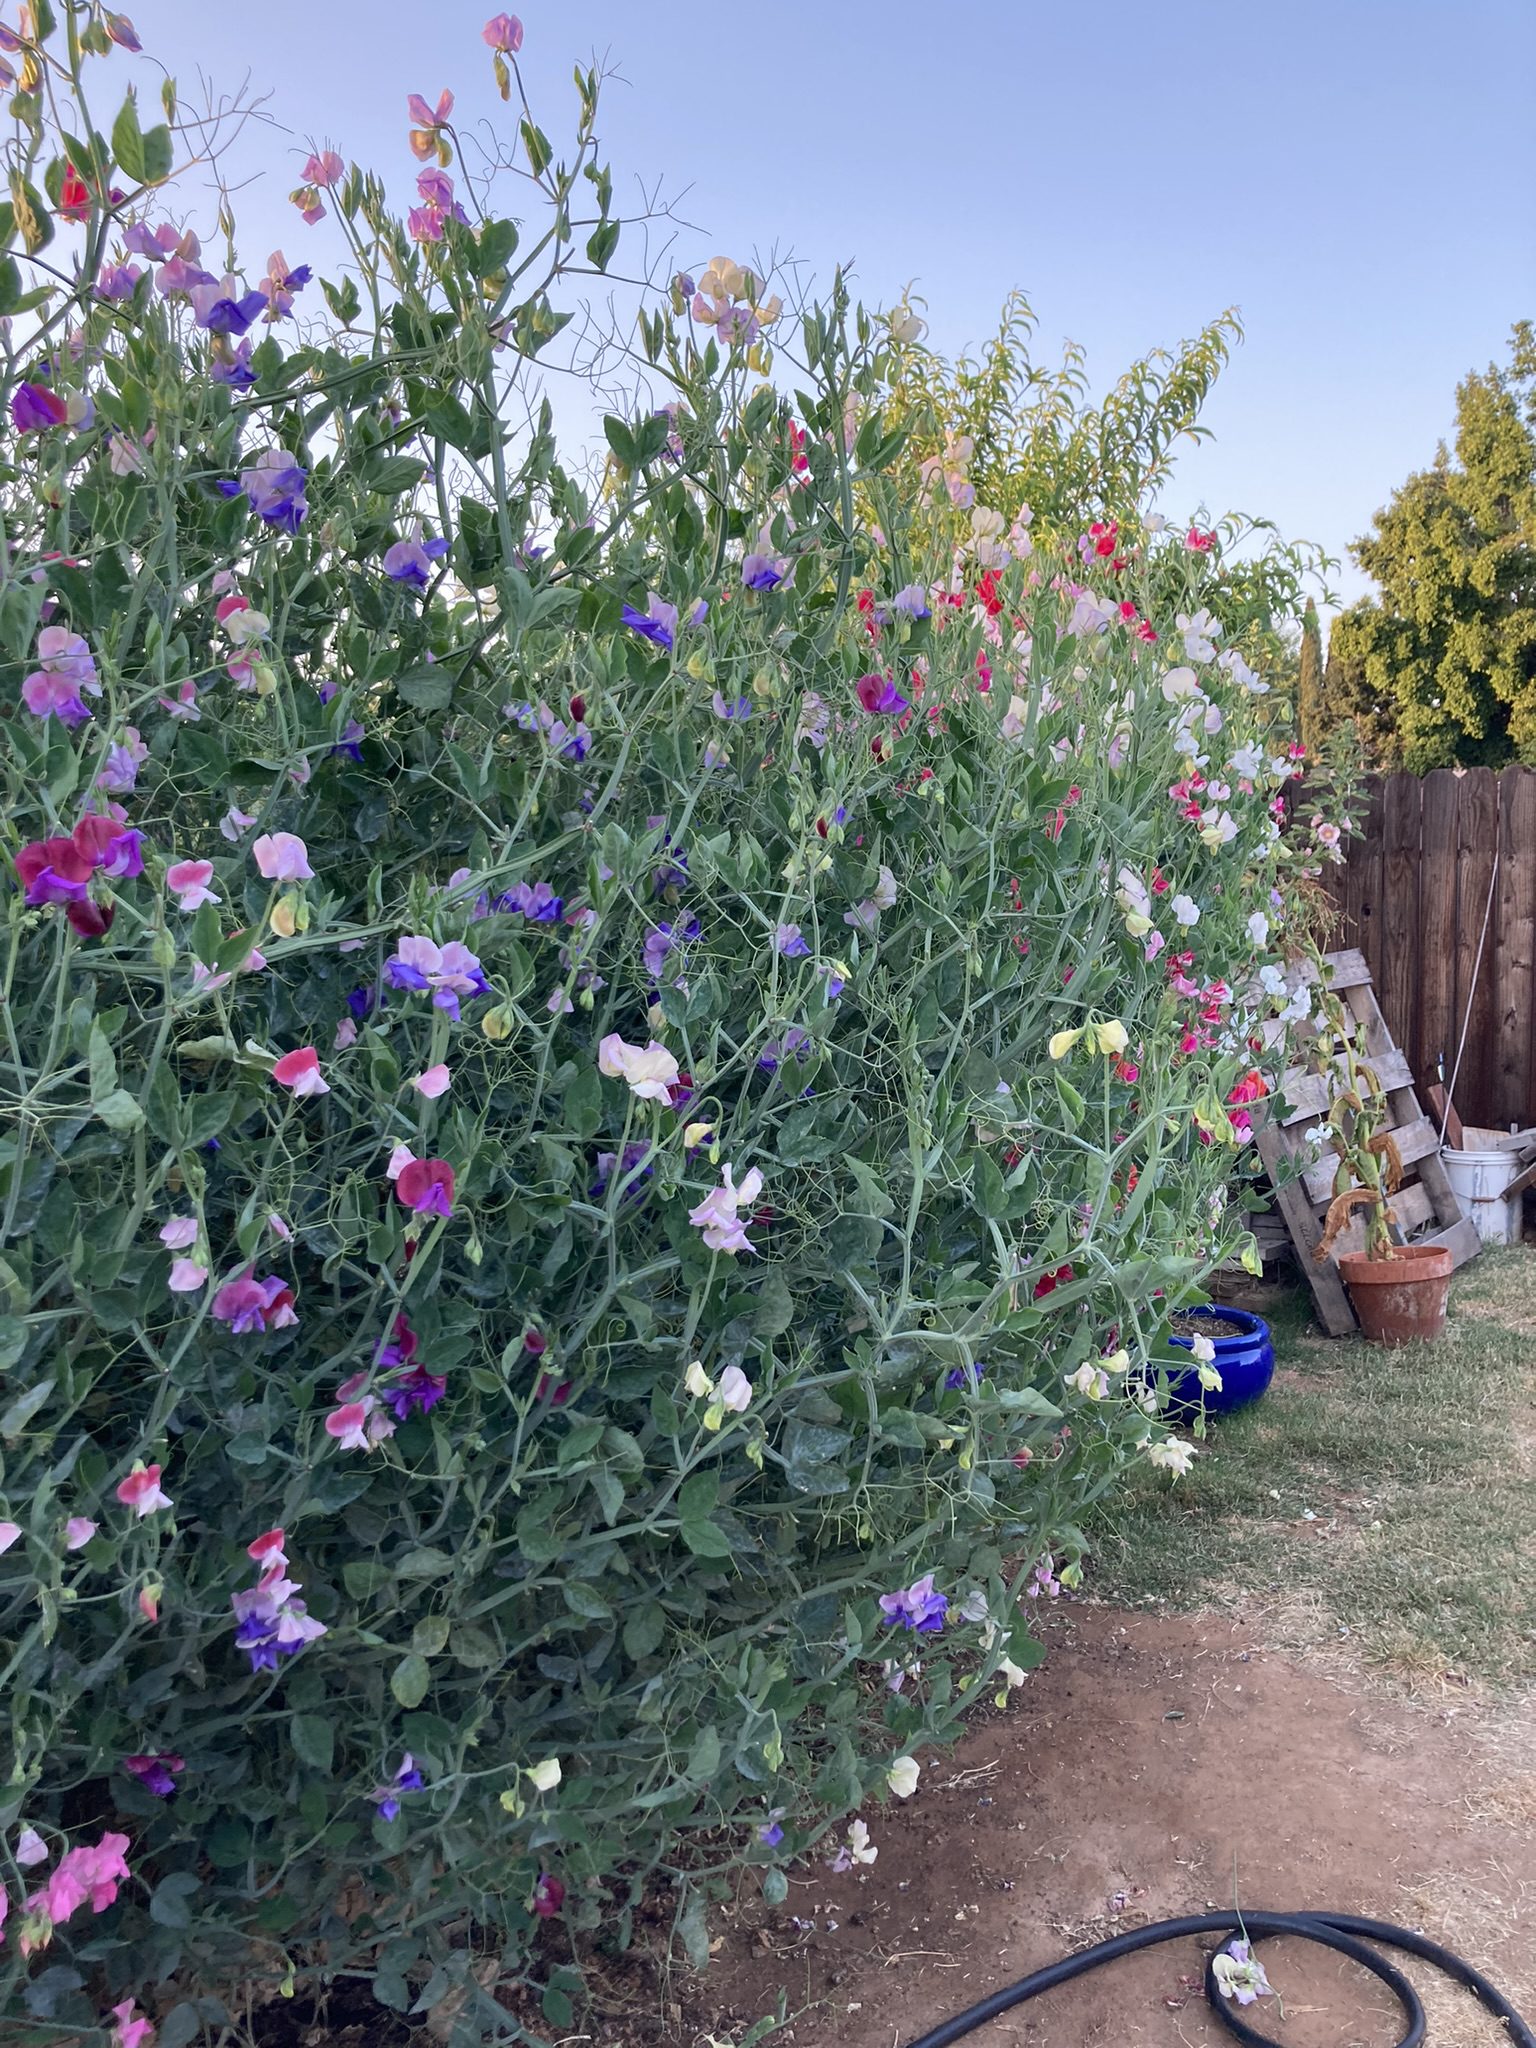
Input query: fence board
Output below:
<box><xmin>1496</xmin><ymin>767</ymin><xmax>1536</xmax><ymax>1128</ymax></box>
<box><xmin>1453</xmin><ymin>768</ymin><xmax>1501</xmax><ymax>1122</ymax></box>
<box><xmin>1323</xmin><ymin>766</ymin><xmax>1536</xmax><ymax>1131</ymax></box>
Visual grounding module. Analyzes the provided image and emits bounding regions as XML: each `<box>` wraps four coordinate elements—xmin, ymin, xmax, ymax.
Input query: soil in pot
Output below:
<box><xmin>1337</xmin><ymin>1241</ymin><xmax>1453</xmax><ymax>1346</ymax></box>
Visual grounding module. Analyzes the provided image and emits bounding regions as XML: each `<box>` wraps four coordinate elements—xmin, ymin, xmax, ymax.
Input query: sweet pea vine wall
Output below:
<box><xmin>0</xmin><ymin>4</ymin><xmax>1353</xmax><ymax>2037</ymax></box>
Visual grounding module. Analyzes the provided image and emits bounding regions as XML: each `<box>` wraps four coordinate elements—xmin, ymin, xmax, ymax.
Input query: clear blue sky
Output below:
<box><xmin>131</xmin><ymin>0</ymin><xmax>1536</xmax><ymax>614</ymax></box>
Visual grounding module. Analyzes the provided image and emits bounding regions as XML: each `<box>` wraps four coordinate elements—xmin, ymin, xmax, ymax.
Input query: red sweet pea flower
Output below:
<box><xmin>1032</xmin><ymin>1263</ymin><xmax>1074</xmax><ymax>1300</ymax></box>
<box><xmin>58</xmin><ymin>163</ymin><xmax>91</xmax><ymax>224</ymax></box>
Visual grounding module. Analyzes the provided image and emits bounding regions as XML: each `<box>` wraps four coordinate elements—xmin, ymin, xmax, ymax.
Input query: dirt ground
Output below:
<box><xmin>688</xmin><ymin>1604</ymin><xmax>1536</xmax><ymax>2048</ymax></box>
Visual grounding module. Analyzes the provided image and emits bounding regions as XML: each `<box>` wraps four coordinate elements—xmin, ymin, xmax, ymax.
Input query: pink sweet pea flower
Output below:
<box><xmin>168</xmin><ymin>1258</ymin><xmax>209</xmax><ymax>1292</ymax></box>
<box><xmin>324</xmin><ymin>1394</ymin><xmax>395</xmax><ymax>1451</ymax></box>
<box><xmin>158</xmin><ymin>1215</ymin><xmax>198</xmax><ymax>1250</ymax></box>
<box><xmin>252</xmin><ymin>831</ymin><xmax>312</xmax><ymax>881</ymax></box>
<box><xmin>165</xmin><ymin>859</ymin><xmax>220</xmax><ymax>912</ymax></box>
<box><xmin>0</xmin><ymin>1521</ymin><xmax>22</xmax><ymax>1555</ymax></box>
<box><xmin>303</xmin><ymin>149</ymin><xmax>345</xmax><ymax>188</ymax></box>
<box><xmin>115</xmin><ymin>1463</ymin><xmax>172</xmax><ymax>1517</ymax></box>
<box><xmin>271</xmin><ymin>1046</ymin><xmax>329</xmax><ymax>1097</ymax></box>
<box><xmin>64</xmin><ymin>1517</ymin><xmax>97</xmax><ymax>1551</ymax></box>
<box><xmin>15</xmin><ymin>1827</ymin><xmax>48</xmax><ymax>1867</ymax></box>
<box><xmin>483</xmin><ymin>12</ymin><xmax>523</xmax><ymax>50</ymax></box>
<box><xmin>110</xmin><ymin>2000</ymin><xmax>156</xmax><ymax>2048</ymax></box>
<box><xmin>137</xmin><ymin>1583</ymin><xmax>160</xmax><ymax>1622</ymax></box>
<box><xmin>247</xmin><ymin>1527</ymin><xmax>288</xmax><ymax>1566</ymax></box>
<box><xmin>407</xmin><ymin>88</ymin><xmax>454</xmax><ymax>160</ymax></box>
<box><xmin>220</xmin><ymin>805</ymin><xmax>257</xmax><ymax>842</ymax></box>
<box><xmin>687</xmin><ymin>1164</ymin><xmax>764</xmax><ymax>1255</ymax></box>
<box><xmin>410</xmin><ymin>1063</ymin><xmax>451</xmax><ymax>1099</ymax></box>
<box><xmin>386</xmin><ymin>1141</ymin><xmax>417</xmax><ymax>1180</ymax></box>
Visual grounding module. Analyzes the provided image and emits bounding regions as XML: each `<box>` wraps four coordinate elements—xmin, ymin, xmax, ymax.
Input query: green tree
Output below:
<box><xmin>1339</xmin><ymin>328</ymin><xmax>1536</xmax><ymax>769</ymax></box>
<box><xmin>1297</xmin><ymin>597</ymin><xmax>1326</xmax><ymax>760</ymax></box>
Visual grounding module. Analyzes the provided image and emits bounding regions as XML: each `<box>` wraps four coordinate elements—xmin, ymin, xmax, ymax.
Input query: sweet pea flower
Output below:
<box><xmin>220</xmin><ymin>806</ymin><xmax>257</xmax><ymax>842</ymax></box>
<box><xmin>526</xmin><ymin>1756</ymin><xmax>562</xmax><ymax>1792</ymax></box>
<box><xmin>325</xmin><ymin>1395</ymin><xmax>395</xmax><ymax>1452</ymax></box>
<box><xmin>687</xmin><ymin>1163</ymin><xmax>763</xmax><ymax>1255</ymax></box>
<box><xmin>370</xmin><ymin>1753</ymin><xmax>424</xmax><ymax>1821</ymax></box>
<box><xmin>272</xmin><ymin>1046</ymin><xmax>329</xmax><ymax>1097</ymax></box>
<box><xmin>1048</xmin><ymin>1027</ymin><xmax>1083</xmax><ymax>1059</ymax></box>
<box><xmin>96</xmin><ymin>728</ymin><xmax>149</xmax><ymax>795</ymax></box>
<box><xmin>1145</xmin><ymin>1435</ymin><xmax>1196</xmax><ymax>1475</ymax></box>
<box><xmin>222</xmin><ymin>448</ymin><xmax>308</xmax><ymax>531</ymax></box>
<box><xmin>483</xmin><ymin>12</ymin><xmax>523</xmax><ymax>50</ymax></box>
<box><xmin>717</xmin><ymin>1364</ymin><xmax>753</xmax><ymax>1413</ymax></box>
<box><xmin>21</xmin><ymin>627</ymin><xmax>100</xmax><ymax>727</ymax></box>
<box><xmin>411</xmin><ymin>1063</ymin><xmax>452</xmax><ymax>1098</ymax></box>
<box><xmin>15</xmin><ymin>1827</ymin><xmax>47</xmax><ymax>1866</ymax></box>
<box><xmin>887</xmin><ymin>1756</ymin><xmax>921</xmax><ymax>1799</ymax></box>
<box><xmin>396</xmin><ymin>1156</ymin><xmax>456</xmax><ymax>1218</ymax></box>
<box><xmin>65</xmin><ymin>1517</ymin><xmax>98</xmax><ymax>1551</ymax></box>
<box><xmin>168</xmin><ymin>1258</ymin><xmax>208</xmax><ymax>1293</ymax></box>
<box><xmin>620</xmin><ymin>591</ymin><xmax>680</xmax><ymax>651</ymax></box>
<box><xmin>407</xmin><ymin>88</ymin><xmax>455</xmax><ymax>161</ymax></box>
<box><xmin>122</xmin><ymin>1753</ymin><xmax>182</xmax><ymax>1798</ymax></box>
<box><xmin>252</xmin><ymin>831</ymin><xmax>312</xmax><ymax>881</ymax></box>
<box><xmin>827</xmin><ymin>1818</ymin><xmax>877</xmax><ymax>1871</ymax></box>
<box><xmin>115</xmin><ymin>1463</ymin><xmax>172</xmax><ymax>1517</ymax></box>
<box><xmin>11</xmin><ymin>382</ymin><xmax>68</xmax><ymax>433</ymax></box>
<box><xmin>385</xmin><ymin>935</ymin><xmax>489</xmax><ymax>1018</ymax></box>
<box><xmin>382</xmin><ymin>523</ymin><xmax>450</xmax><ymax>586</ymax></box>
<box><xmin>211</xmin><ymin>1274</ymin><xmax>298</xmax><ymax>1335</ymax></box>
<box><xmin>0</xmin><ymin>1522</ymin><xmax>22</xmax><ymax>1556</ymax></box>
<box><xmin>20</xmin><ymin>1831</ymin><xmax>131</xmax><ymax>1952</ymax></box>
<box><xmin>165</xmin><ymin>859</ymin><xmax>220</xmax><ymax>912</ymax></box>
<box><xmin>879</xmin><ymin>1572</ymin><xmax>948</xmax><ymax>1633</ymax></box>
<box><xmin>109</xmin><ymin>2001</ymin><xmax>156</xmax><ymax>2048</ymax></box>
<box><xmin>1213</xmin><ymin>1939</ymin><xmax>1273</xmax><ymax>2007</ymax></box>
<box><xmin>855</xmin><ymin>672</ymin><xmax>909</xmax><ymax>716</ymax></box>
<box><xmin>1171</xmin><ymin>894</ymin><xmax>1200</xmax><ymax>928</ymax></box>
<box><xmin>598</xmin><ymin>1034</ymin><xmax>681</xmax><ymax>1102</ymax></box>
<box><xmin>231</xmin><ymin>1541</ymin><xmax>326</xmax><ymax>1671</ymax></box>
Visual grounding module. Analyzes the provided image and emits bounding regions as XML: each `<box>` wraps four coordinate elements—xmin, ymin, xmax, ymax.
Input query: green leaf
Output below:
<box><xmin>679</xmin><ymin>1517</ymin><xmax>733</xmax><ymax>1559</ymax></box>
<box><xmin>9</xmin><ymin>178</ymin><xmax>53</xmax><ymax>256</ymax></box>
<box><xmin>110</xmin><ymin>91</ymin><xmax>148</xmax><ymax>183</ymax></box>
<box><xmin>290</xmin><ymin>1714</ymin><xmax>335</xmax><ymax>1772</ymax></box>
<box><xmin>0</xmin><ymin>1317</ymin><xmax>26</xmax><ymax>1373</ymax></box>
<box><xmin>0</xmin><ymin>1376</ymin><xmax>53</xmax><ymax>1440</ymax></box>
<box><xmin>474</xmin><ymin>218</ymin><xmax>519</xmax><ymax>276</ymax></box>
<box><xmin>762</xmin><ymin>1867</ymin><xmax>789</xmax><ymax>1905</ymax></box>
<box><xmin>390</xmin><ymin>1653</ymin><xmax>431</xmax><ymax>1709</ymax></box>
<box><xmin>148</xmin><ymin>1871</ymin><xmax>200</xmax><ymax>1930</ymax></box>
<box><xmin>588</xmin><ymin>1466</ymin><xmax>624</xmax><ymax>1526</ymax></box>
<box><xmin>367</xmin><ymin>456</ymin><xmax>425</xmax><ymax>496</ymax></box>
<box><xmin>677</xmin><ymin>1470</ymin><xmax>719</xmax><ymax>1520</ymax></box>
<box><xmin>519</xmin><ymin>119</ymin><xmax>551</xmax><ymax>177</ymax></box>
<box><xmin>87</xmin><ymin>1023</ymin><xmax>117</xmax><ymax>1104</ymax></box>
<box><xmin>412</xmin><ymin>1615</ymin><xmax>451</xmax><ymax>1657</ymax></box>
<box><xmin>395</xmin><ymin>663</ymin><xmax>454</xmax><ymax>711</ymax></box>
<box><xmin>562</xmin><ymin>1065</ymin><xmax>602</xmax><ymax>1139</ymax></box>
<box><xmin>622</xmin><ymin>1602</ymin><xmax>665</xmax><ymax>1660</ymax></box>
<box><xmin>602</xmin><ymin>416</ymin><xmax>637</xmax><ymax>469</ymax></box>
<box><xmin>562</xmin><ymin>1581</ymin><xmax>613</xmax><ymax>1621</ymax></box>
<box><xmin>93</xmin><ymin>1088</ymin><xmax>144</xmax><ymax>1134</ymax></box>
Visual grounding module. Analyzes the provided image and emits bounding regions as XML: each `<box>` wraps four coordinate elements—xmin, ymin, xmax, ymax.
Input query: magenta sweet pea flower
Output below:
<box><xmin>21</xmin><ymin>627</ymin><xmax>100</xmax><ymax>727</ymax></box>
<box><xmin>211</xmin><ymin>1273</ymin><xmax>299</xmax><ymax>1335</ymax></box>
<box><xmin>324</xmin><ymin>1394</ymin><xmax>395</xmax><ymax>1451</ymax></box>
<box><xmin>396</xmin><ymin>1156</ymin><xmax>456</xmax><ymax>1218</ymax></box>
<box><xmin>122</xmin><ymin>1753</ymin><xmax>183</xmax><ymax>1798</ymax></box>
<box><xmin>855</xmin><ymin>673</ymin><xmax>910</xmax><ymax>716</ymax></box>
<box><xmin>483</xmin><ymin>13</ymin><xmax>523</xmax><ymax>51</ymax></box>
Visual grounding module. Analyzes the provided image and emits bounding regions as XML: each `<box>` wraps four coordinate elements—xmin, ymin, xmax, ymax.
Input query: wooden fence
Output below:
<box><xmin>1324</xmin><ymin>766</ymin><xmax>1536</xmax><ymax>1130</ymax></box>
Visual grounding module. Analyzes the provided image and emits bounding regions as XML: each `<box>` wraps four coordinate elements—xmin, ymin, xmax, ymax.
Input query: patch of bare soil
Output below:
<box><xmin>690</xmin><ymin>1605</ymin><xmax>1535</xmax><ymax>2048</ymax></box>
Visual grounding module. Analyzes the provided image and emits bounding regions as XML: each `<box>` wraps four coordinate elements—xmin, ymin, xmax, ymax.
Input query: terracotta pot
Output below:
<box><xmin>1336</xmin><ymin>1242</ymin><xmax>1454</xmax><ymax>1345</ymax></box>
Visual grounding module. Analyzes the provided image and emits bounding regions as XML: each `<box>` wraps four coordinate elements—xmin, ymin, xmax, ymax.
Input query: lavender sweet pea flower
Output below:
<box><xmin>590</xmin><ymin>1140</ymin><xmax>653</xmax><ymax>1203</ymax></box>
<box><xmin>189</xmin><ymin>274</ymin><xmax>269</xmax><ymax>335</ymax></box>
<box><xmin>891</xmin><ymin>582</ymin><xmax>930</xmax><ymax>620</ymax></box>
<box><xmin>757</xmin><ymin>1025</ymin><xmax>812</xmax><ymax>1074</ymax></box>
<box><xmin>499</xmin><ymin>880</ymin><xmax>563</xmax><ymax>921</ymax></box>
<box><xmin>878</xmin><ymin>1572</ymin><xmax>949</xmax><ymax>1634</ymax></box>
<box><xmin>741</xmin><ymin>552</ymin><xmax>785</xmax><ymax>591</ymax></box>
<box><xmin>382</xmin><ymin>525</ymin><xmax>450</xmax><ymax>588</ymax></box>
<box><xmin>96</xmin><ymin>263</ymin><xmax>143</xmax><ymax>303</ymax></box>
<box><xmin>643</xmin><ymin>915</ymin><xmax>700</xmax><ymax>982</ymax></box>
<box><xmin>96</xmin><ymin>728</ymin><xmax>148</xmax><ymax>795</ymax></box>
<box><xmin>712</xmin><ymin>691</ymin><xmax>751</xmax><ymax>720</ymax></box>
<box><xmin>774</xmin><ymin>923</ymin><xmax>812</xmax><ymax>958</ymax></box>
<box><xmin>22</xmin><ymin>628</ymin><xmax>101</xmax><ymax>727</ymax></box>
<box><xmin>372</xmin><ymin>1752</ymin><xmax>426</xmax><ymax>1822</ymax></box>
<box><xmin>234</xmin><ymin>449</ymin><xmax>308</xmax><ymax>532</ymax></box>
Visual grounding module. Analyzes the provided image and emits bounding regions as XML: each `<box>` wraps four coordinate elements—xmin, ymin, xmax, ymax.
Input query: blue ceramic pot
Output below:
<box><xmin>1163</xmin><ymin>1305</ymin><xmax>1275</xmax><ymax>1417</ymax></box>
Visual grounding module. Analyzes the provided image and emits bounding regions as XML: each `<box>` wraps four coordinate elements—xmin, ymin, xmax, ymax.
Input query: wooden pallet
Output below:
<box><xmin>1254</xmin><ymin>948</ymin><xmax>1482</xmax><ymax>1336</ymax></box>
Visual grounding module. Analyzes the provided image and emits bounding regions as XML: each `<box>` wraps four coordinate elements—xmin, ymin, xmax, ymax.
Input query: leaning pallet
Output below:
<box><xmin>1254</xmin><ymin>947</ymin><xmax>1482</xmax><ymax>1337</ymax></box>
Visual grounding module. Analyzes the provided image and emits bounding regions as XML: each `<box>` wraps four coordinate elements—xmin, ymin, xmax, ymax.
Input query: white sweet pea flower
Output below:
<box><xmin>870</xmin><ymin>864</ymin><xmax>898</xmax><ymax>912</ymax></box>
<box><xmin>1177</xmin><ymin>608</ymin><xmax>1221</xmax><ymax>664</ymax></box>
<box><xmin>1246</xmin><ymin>911</ymin><xmax>1270</xmax><ymax>947</ymax></box>
<box><xmin>1190</xmin><ymin>1335</ymin><xmax>1217</xmax><ymax>1365</ymax></box>
<box><xmin>1171</xmin><ymin>894</ymin><xmax>1201</xmax><ymax>928</ymax></box>
<box><xmin>598</xmin><ymin>1034</ymin><xmax>680</xmax><ymax>1102</ymax></box>
<box><xmin>1259</xmin><ymin>964</ymin><xmax>1288</xmax><ymax>998</ymax></box>
<box><xmin>1065</xmin><ymin>1362</ymin><xmax>1110</xmax><ymax>1400</ymax></box>
<box><xmin>1161</xmin><ymin>666</ymin><xmax>1201</xmax><ymax>702</ymax></box>
<box><xmin>1145</xmin><ymin>1435</ymin><xmax>1197</xmax><ymax>1475</ymax></box>
<box><xmin>717</xmin><ymin>1364</ymin><xmax>753</xmax><ymax>1413</ymax></box>
<box><xmin>684</xmin><ymin>1360</ymin><xmax>714</xmax><ymax>1399</ymax></box>
<box><xmin>525</xmin><ymin>1758</ymin><xmax>562</xmax><ymax>1792</ymax></box>
<box><xmin>887</xmin><ymin>1755</ymin><xmax>921</xmax><ymax>1799</ymax></box>
<box><xmin>997</xmin><ymin>1655</ymin><xmax>1029</xmax><ymax>1688</ymax></box>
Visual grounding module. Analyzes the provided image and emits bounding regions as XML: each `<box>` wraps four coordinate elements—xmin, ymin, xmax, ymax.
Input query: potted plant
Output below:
<box><xmin>1311</xmin><ymin>991</ymin><xmax>1452</xmax><ymax>1344</ymax></box>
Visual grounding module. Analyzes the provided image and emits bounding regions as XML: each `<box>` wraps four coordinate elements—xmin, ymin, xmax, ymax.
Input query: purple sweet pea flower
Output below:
<box><xmin>122</xmin><ymin>1753</ymin><xmax>183</xmax><ymax>1798</ymax></box>
<box><xmin>210</xmin><ymin>338</ymin><xmax>256</xmax><ymax>388</ymax></box>
<box><xmin>384</xmin><ymin>935</ymin><xmax>489</xmax><ymax>1019</ymax></box>
<box><xmin>379</xmin><ymin>1363</ymin><xmax>449</xmax><ymax>1421</ymax></box>
<box><xmin>96</xmin><ymin>827</ymin><xmax>145</xmax><ymax>880</ymax></box>
<box><xmin>22</xmin><ymin>628</ymin><xmax>100</xmax><ymax>727</ymax></box>
<box><xmin>643</xmin><ymin>914</ymin><xmax>700</xmax><ymax>982</ymax></box>
<box><xmin>774</xmin><ymin>923</ymin><xmax>812</xmax><ymax>958</ymax></box>
<box><xmin>944</xmin><ymin>1362</ymin><xmax>985</xmax><ymax>1391</ymax></box>
<box><xmin>621</xmin><ymin>591</ymin><xmax>678</xmax><ymax>651</ymax></box>
<box><xmin>758</xmin><ymin>1025</ymin><xmax>812</xmax><ymax>1073</ymax></box>
<box><xmin>590</xmin><ymin>1140</ymin><xmax>654</xmax><ymax>1204</ymax></box>
<box><xmin>11</xmin><ymin>382</ymin><xmax>68</xmax><ymax>433</ymax></box>
<box><xmin>711</xmin><ymin>691</ymin><xmax>752</xmax><ymax>720</ymax></box>
<box><xmin>330</xmin><ymin>719</ymin><xmax>366</xmax><ymax>761</ymax></box>
<box><xmin>891</xmin><ymin>582</ymin><xmax>930</xmax><ymax>620</ymax></box>
<box><xmin>879</xmin><ymin>1572</ymin><xmax>948</xmax><ymax>1633</ymax></box>
<box><xmin>372</xmin><ymin>1753</ymin><xmax>425</xmax><ymax>1823</ymax></box>
<box><xmin>223</xmin><ymin>448</ymin><xmax>308</xmax><ymax>532</ymax></box>
<box><xmin>499</xmin><ymin>880</ymin><xmax>563</xmax><ymax>921</ymax></box>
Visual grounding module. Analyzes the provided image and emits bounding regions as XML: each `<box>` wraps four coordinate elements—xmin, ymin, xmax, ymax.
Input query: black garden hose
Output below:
<box><xmin>901</xmin><ymin>1909</ymin><xmax>1536</xmax><ymax>2048</ymax></box>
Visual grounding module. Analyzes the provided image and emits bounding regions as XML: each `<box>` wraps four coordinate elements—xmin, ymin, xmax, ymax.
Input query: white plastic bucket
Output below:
<box><xmin>1441</xmin><ymin>1147</ymin><xmax>1520</xmax><ymax>1247</ymax></box>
